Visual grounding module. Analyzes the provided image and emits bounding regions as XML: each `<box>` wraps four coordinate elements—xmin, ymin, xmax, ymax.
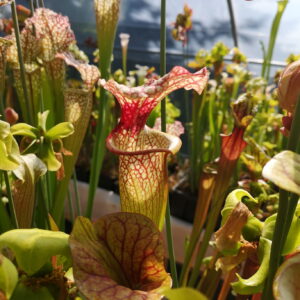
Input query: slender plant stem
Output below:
<box><xmin>165</xmin><ymin>200</ymin><xmax>179</xmax><ymax>288</ymax></box>
<box><xmin>159</xmin><ymin>0</ymin><xmax>178</xmax><ymax>288</ymax></box>
<box><xmin>73</xmin><ymin>170</ymin><xmax>82</xmax><ymax>216</ymax></box>
<box><xmin>121</xmin><ymin>48</ymin><xmax>127</xmax><ymax>77</ymax></box>
<box><xmin>0</xmin><ymin>171</ymin><xmax>12</xmax><ymax>232</ymax></box>
<box><xmin>226</xmin><ymin>0</ymin><xmax>238</xmax><ymax>47</ymax></box>
<box><xmin>67</xmin><ymin>188</ymin><xmax>74</xmax><ymax>224</ymax></box>
<box><xmin>188</xmin><ymin>195</ymin><xmax>224</xmax><ymax>287</ymax></box>
<box><xmin>11</xmin><ymin>1</ymin><xmax>33</xmax><ymax>124</ymax></box>
<box><xmin>85</xmin><ymin>88</ymin><xmax>109</xmax><ymax>218</ymax></box>
<box><xmin>30</xmin><ymin>0</ymin><xmax>35</xmax><ymax>15</ymax></box>
<box><xmin>262</xmin><ymin>97</ymin><xmax>300</xmax><ymax>300</ymax></box>
<box><xmin>39</xmin><ymin>179</ymin><xmax>50</xmax><ymax>229</ymax></box>
<box><xmin>160</xmin><ymin>0</ymin><xmax>167</xmax><ymax>131</ymax></box>
<box><xmin>34</xmin><ymin>0</ymin><xmax>39</xmax><ymax>8</ymax></box>
<box><xmin>4</xmin><ymin>171</ymin><xmax>18</xmax><ymax>229</ymax></box>
<box><xmin>39</xmin><ymin>0</ymin><xmax>45</xmax><ymax>7</ymax></box>
<box><xmin>261</xmin><ymin>0</ymin><xmax>288</xmax><ymax>81</ymax></box>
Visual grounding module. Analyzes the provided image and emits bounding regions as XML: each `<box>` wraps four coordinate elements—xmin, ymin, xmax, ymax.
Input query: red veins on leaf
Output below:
<box><xmin>101</xmin><ymin>66</ymin><xmax>208</xmax><ymax>134</ymax></box>
<box><xmin>100</xmin><ymin>67</ymin><xmax>208</xmax><ymax>230</ymax></box>
<box><xmin>69</xmin><ymin>213</ymin><xmax>171</xmax><ymax>300</ymax></box>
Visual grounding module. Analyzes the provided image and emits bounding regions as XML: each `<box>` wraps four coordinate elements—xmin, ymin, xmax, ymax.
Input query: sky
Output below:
<box><xmin>4</xmin><ymin>1</ymin><xmax>300</xmax><ymax>68</ymax></box>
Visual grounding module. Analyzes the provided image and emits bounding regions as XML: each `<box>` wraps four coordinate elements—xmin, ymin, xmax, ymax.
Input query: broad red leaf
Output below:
<box><xmin>101</xmin><ymin>67</ymin><xmax>208</xmax><ymax>229</ymax></box>
<box><xmin>220</xmin><ymin>127</ymin><xmax>247</xmax><ymax>162</ymax></box>
<box><xmin>69</xmin><ymin>213</ymin><xmax>171</xmax><ymax>300</ymax></box>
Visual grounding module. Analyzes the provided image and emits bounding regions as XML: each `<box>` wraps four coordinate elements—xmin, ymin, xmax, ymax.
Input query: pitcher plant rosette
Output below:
<box><xmin>100</xmin><ymin>66</ymin><xmax>208</xmax><ymax>230</ymax></box>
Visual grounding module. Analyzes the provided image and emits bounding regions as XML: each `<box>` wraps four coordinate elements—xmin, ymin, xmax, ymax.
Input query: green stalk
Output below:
<box><xmin>11</xmin><ymin>1</ymin><xmax>33</xmax><ymax>124</ymax></box>
<box><xmin>73</xmin><ymin>170</ymin><xmax>82</xmax><ymax>216</ymax></box>
<box><xmin>4</xmin><ymin>171</ymin><xmax>18</xmax><ymax>229</ymax></box>
<box><xmin>29</xmin><ymin>0</ymin><xmax>35</xmax><ymax>15</ymax></box>
<box><xmin>262</xmin><ymin>97</ymin><xmax>300</xmax><ymax>300</ymax></box>
<box><xmin>0</xmin><ymin>171</ymin><xmax>12</xmax><ymax>232</ymax></box>
<box><xmin>85</xmin><ymin>88</ymin><xmax>109</xmax><ymax>218</ymax></box>
<box><xmin>261</xmin><ymin>0</ymin><xmax>288</xmax><ymax>81</ymax></box>
<box><xmin>0</xmin><ymin>93</ymin><xmax>4</xmax><ymax>118</ymax></box>
<box><xmin>190</xmin><ymin>91</ymin><xmax>206</xmax><ymax>191</ymax></box>
<box><xmin>67</xmin><ymin>188</ymin><xmax>74</xmax><ymax>224</ymax></box>
<box><xmin>160</xmin><ymin>0</ymin><xmax>166</xmax><ymax>131</ymax></box>
<box><xmin>160</xmin><ymin>0</ymin><xmax>178</xmax><ymax>288</ymax></box>
<box><xmin>188</xmin><ymin>191</ymin><xmax>226</xmax><ymax>287</ymax></box>
<box><xmin>0</xmin><ymin>200</ymin><xmax>12</xmax><ymax>233</ymax></box>
<box><xmin>39</xmin><ymin>178</ymin><xmax>50</xmax><ymax>229</ymax></box>
<box><xmin>121</xmin><ymin>47</ymin><xmax>127</xmax><ymax>77</ymax></box>
<box><xmin>39</xmin><ymin>0</ymin><xmax>45</xmax><ymax>7</ymax></box>
<box><xmin>226</xmin><ymin>0</ymin><xmax>238</xmax><ymax>47</ymax></box>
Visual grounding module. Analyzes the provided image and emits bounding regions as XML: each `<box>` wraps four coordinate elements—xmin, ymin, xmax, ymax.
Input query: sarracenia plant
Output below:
<box><xmin>70</xmin><ymin>213</ymin><xmax>172</xmax><ymax>300</ymax></box>
<box><xmin>86</xmin><ymin>0</ymin><xmax>121</xmax><ymax>218</ymax></box>
<box><xmin>101</xmin><ymin>66</ymin><xmax>208</xmax><ymax>230</ymax></box>
<box><xmin>52</xmin><ymin>53</ymin><xmax>100</xmax><ymax>224</ymax></box>
<box><xmin>182</xmin><ymin>93</ymin><xmax>256</xmax><ymax>287</ymax></box>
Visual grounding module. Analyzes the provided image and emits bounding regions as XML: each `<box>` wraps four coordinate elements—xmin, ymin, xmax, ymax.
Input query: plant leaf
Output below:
<box><xmin>108</xmin><ymin>127</ymin><xmax>181</xmax><ymax>230</ymax></box>
<box><xmin>215</xmin><ymin>202</ymin><xmax>251</xmax><ymax>256</ymax></box>
<box><xmin>11</xmin><ymin>283</ymin><xmax>54</xmax><ymax>300</ymax></box>
<box><xmin>56</xmin><ymin>52</ymin><xmax>100</xmax><ymax>90</ymax></box>
<box><xmin>55</xmin><ymin>89</ymin><xmax>94</xmax><ymax>214</ymax></box>
<box><xmin>262</xmin><ymin>206</ymin><xmax>300</xmax><ymax>256</ymax></box>
<box><xmin>221</xmin><ymin>189</ymin><xmax>263</xmax><ymax>241</ymax></box>
<box><xmin>262</xmin><ymin>150</ymin><xmax>300</xmax><ymax>195</ymax></box>
<box><xmin>0</xmin><ymin>229</ymin><xmax>70</xmax><ymax>275</ymax></box>
<box><xmin>273</xmin><ymin>251</ymin><xmax>300</xmax><ymax>300</ymax></box>
<box><xmin>232</xmin><ymin>237</ymin><xmax>271</xmax><ymax>295</ymax></box>
<box><xmin>39</xmin><ymin>139</ymin><xmax>61</xmax><ymax>171</ymax></box>
<box><xmin>26</xmin><ymin>8</ymin><xmax>75</xmax><ymax>62</ymax></box>
<box><xmin>46</xmin><ymin>122</ymin><xmax>74</xmax><ymax>140</ymax></box>
<box><xmin>0</xmin><ymin>254</ymin><xmax>18</xmax><ymax>299</ymax></box>
<box><xmin>0</xmin><ymin>120</ymin><xmax>20</xmax><ymax>171</ymax></box>
<box><xmin>69</xmin><ymin>213</ymin><xmax>171</xmax><ymax>300</ymax></box>
<box><xmin>163</xmin><ymin>287</ymin><xmax>207</xmax><ymax>300</ymax></box>
<box><xmin>94</xmin><ymin>0</ymin><xmax>120</xmax><ymax>78</ymax></box>
<box><xmin>11</xmin><ymin>123</ymin><xmax>38</xmax><ymax>138</ymax></box>
<box><xmin>12</xmin><ymin>154</ymin><xmax>47</xmax><ymax>228</ymax></box>
<box><xmin>0</xmin><ymin>37</ymin><xmax>12</xmax><ymax>92</ymax></box>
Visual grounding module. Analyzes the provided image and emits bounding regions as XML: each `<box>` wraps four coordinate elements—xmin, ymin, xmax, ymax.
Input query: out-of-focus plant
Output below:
<box><xmin>261</xmin><ymin>0</ymin><xmax>288</xmax><ymax>82</ymax></box>
<box><xmin>171</xmin><ymin>4</ymin><xmax>192</xmax><ymax>46</ymax></box>
<box><xmin>273</xmin><ymin>250</ymin><xmax>300</xmax><ymax>300</ymax></box>
<box><xmin>0</xmin><ymin>120</ymin><xmax>21</xmax><ymax>171</ymax></box>
<box><xmin>188</xmin><ymin>42</ymin><xmax>246</xmax><ymax>192</ymax></box>
<box><xmin>262</xmin><ymin>56</ymin><xmax>300</xmax><ymax>299</ymax></box>
<box><xmin>119</xmin><ymin>32</ymin><xmax>130</xmax><ymax>76</ymax></box>
<box><xmin>181</xmin><ymin>93</ymin><xmax>256</xmax><ymax>286</ymax></box>
<box><xmin>0</xmin><ymin>228</ymin><xmax>71</xmax><ymax>299</ymax></box>
<box><xmin>188</xmin><ymin>42</ymin><xmax>230</xmax><ymax>78</ymax></box>
<box><xmin>11</xmin><ymin>111</ymin><xmax>74</xmax><ymax>173</ymax></box>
